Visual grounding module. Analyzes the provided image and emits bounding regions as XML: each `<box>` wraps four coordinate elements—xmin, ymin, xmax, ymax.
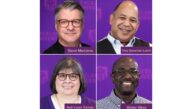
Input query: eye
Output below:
<box><xmin>71</xmin><ymin>74</ymin><xmax>78</xmax><ymax>78</ymax></box>
<box><xmin>129</xmin><ymin>68</ymin><xmax>139</xmax><ymax>75</ymax></box>
<box><xmin>115</xmin><ymin>68</ymin><xmax>126</xmax><ymax>74</ymax></box>
<box><xmin>72</xmin><ymin>20</ymin><xmax>81</xmax><ymax>24</ymax></box>
<box><xmin>73</xmin><ymin>20</ymin><xmax>81</xmax><ymax>23</ymax></box>
<box><xmin>58</xmin><ymin>74</ymin><xmax>65</xmax><ymax>78</ymax></box>
<box><xmin>130</xmin><ymin>18</ymin><xmax>137</xmax><ymax>23</ymax></box>
<box><xmin>131</xmin><ymin>71</ymin><xmax>138</xmax><ymax>75</ymax></box>
<box><xmin>119</xmin><ymin>16</ymin><xmax>126</xmax><ymax>20</ymax></box>
<box><xmin>60</xmin><ymin>20</ymin><xmax>68</xmax><ymax>24</ymax></box>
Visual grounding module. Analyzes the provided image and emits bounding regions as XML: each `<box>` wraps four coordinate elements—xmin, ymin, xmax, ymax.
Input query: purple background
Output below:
<box><xmin>40</xmin><ymin>0</ymin><xmax>96</xmax><ymax>53</ymax></box>
<box><xmin>40</xmin><ymin>55</ymin><xmax>96</xmax><ymax>100</ymax></box>
<box><xmin>97</xmin><ymin>55</ymin><xmax>152</xmax><ymax>101</ymax></box>
<box><xmin>97</xmin><ymin>0</ymin><xmax>152</xmax><ymax>43</ymax></box>
<box><xmin>40</xmin><ymin>0</ymin><xmax>152</xmax><ymax>103</ymax></box>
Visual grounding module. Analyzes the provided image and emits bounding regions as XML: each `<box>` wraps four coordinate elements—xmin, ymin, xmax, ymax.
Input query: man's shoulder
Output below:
<box><xmin>134</xmin><ymin>38</ymin><xmax>151</xmax><ymax>47</ymax></box>
<box><xmin>97</xmin><ymin>38</ymin><xmax>110</xmax><ymax>46</ymax></box>
<box><xmin>43</xmin><ymin>41</ymin><xmax>64</xmax><ymax>54</ymax></box>
<box><xmin>97</xmin><ymin>96</ymin><xmax>110</xmax><ymax>103</ymax></box>
<box><xmin>97</xmin><ymin>96</ymin><xmax>119</xmax><ymax>109</ymax></box>
<box><xmin>97</xmin><ymin>38</ymin><xmax>116</xmax><ymax>54</ymax></box>
<box><xmin>97</xmin><ymin>96</ymin><xmax>111</xmax><ymax>107</ymax></box>
<box><xmin>97</xmin><ymin>97</ymin><xmax>108</xmax><ymax>108</ymax></box>
<box><xmin>43</xmin><ymin>45</ymin><xmax>57</xmax><ymax>54</ymax></box>
<box><xmin>81</xmin><ymin>42</ymin><xmax>90</xmax><ymax>47</ymax></box>
<box><xmin>135</xmin><ymin>96</ymin><xmax>152</xmax><ymax>104</ymax></box>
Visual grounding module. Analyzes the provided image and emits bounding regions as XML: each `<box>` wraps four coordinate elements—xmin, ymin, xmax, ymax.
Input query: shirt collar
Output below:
<box><xmin>107</xmin><ymin>33</ymin><xmax>136</xmax><ymax>47</ymax></box>
<box><xmin>109</xmin><ymin>90</ymin><xmax>139</xmax><ymax>106</ymax></box>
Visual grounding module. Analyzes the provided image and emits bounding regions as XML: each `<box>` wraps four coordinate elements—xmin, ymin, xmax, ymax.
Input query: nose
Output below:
<box><xmin>123</xmin><ymin>72</ymin><xmax>133</xmax><ymax>79</ymax></box>
<box><xmin>123</xmin><ymin>20</ymin><xmax>131</xmax><ymax>27</ymax></box>
<box><xmin>67</xmin><ymin>22</ymin><xmax>75</xmax><ymax>30</ymax></box>
<box><xmin>64</xmin><ymin>76</ymin><xmax>71</xmax><ymax>83</ymax></box>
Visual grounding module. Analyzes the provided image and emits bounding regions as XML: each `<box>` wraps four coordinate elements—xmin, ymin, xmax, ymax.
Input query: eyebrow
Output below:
<box><xmin>115</xmin><ymin>13</ymin><xmax>126</xmax><ymax>17</ymax></box>
<box><xmin>57</xmin><ymin>19</ymin><xmax>82</xmax><ymax>21</ymax></box>
<box><xmin>117</xmin><ymin>13</ymin><xmax>136</xmax><ymax>19</ymax></box>
<box><xmin>119</xmin><ymin>13</ymin><xmax>126</xmax><ymax>16</ymax></box>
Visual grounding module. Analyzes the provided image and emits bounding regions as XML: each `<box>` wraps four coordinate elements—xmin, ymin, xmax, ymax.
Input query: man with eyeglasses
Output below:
<box><xmin>97</xmin><ymin>56</ymin><xmax>151</xmax><ymax>109</ymax></box>
<box><xmin>43</xmin><ymin>0</ymin><xmax>90</xmax><ymax>54</ymax></box>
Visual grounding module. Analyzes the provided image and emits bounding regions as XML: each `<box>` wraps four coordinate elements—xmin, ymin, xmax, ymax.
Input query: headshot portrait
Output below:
<box><xmin>40</xmin><ymin>0</ymin><xmax>96</xmax><ymax>54</ymax></box>
<box><xmin>40</xmin><ymin>55</ymin><xmax>96</xmax><ymax>109</ymax></box>
<box><xmin>97</xmin><ymin>0</ymin><xmax>152</xmax><ymax>54</ymax></box>
<box><xmin>97</xmin><ymin>55</ymin><xmax>152</xmax><ymax>109</ymax></box>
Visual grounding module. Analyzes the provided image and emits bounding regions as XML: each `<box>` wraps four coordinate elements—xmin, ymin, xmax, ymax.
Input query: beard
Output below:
<box><xmin>120</xmin><ymin>89</ymin><xmax>135</xmax><ymax>96</ymax></box>
<box><xmin>115</xmin><ymin>80</ymin><xmax>138</xmax><ymax>96</ymax></box>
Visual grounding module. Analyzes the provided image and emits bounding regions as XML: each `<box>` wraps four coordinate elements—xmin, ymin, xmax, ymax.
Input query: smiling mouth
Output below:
<box><xmin>122</xmin><ymin>81</ymin><xmax>132</xmax><ymax>86</ymax></box>
<box><xmin>62</xmin><ymin>86</ymin><xmax>73</xmax><ymax>89</ymax></box>
<box><xmin>119</xmin><ymin>28</ymin><xmax>132</xmax><ymax>34</ymax></box>
<box><xmin>65</xmin><ymin>32</ymin><xmax>76</xmax><ymax>35</ymax></box>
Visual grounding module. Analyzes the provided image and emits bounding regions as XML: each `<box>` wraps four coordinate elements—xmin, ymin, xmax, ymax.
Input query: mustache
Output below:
<box><xmin>120</xmin><ymin>78</ymin><xmax>133</xmax><ymax>84</ymax></box>
<box><xmin>118</xmin><ymin>24</ymin><xmax>132</xmax><ymax>30</ymax></box>
<box><xmin>64</xmin><ymin>31</ymin><xmax>77</xmax><ymax>34</ymax></box>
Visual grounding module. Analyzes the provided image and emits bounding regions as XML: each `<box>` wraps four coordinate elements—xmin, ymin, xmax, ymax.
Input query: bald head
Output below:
<box><xmin>112</xmin><ymin>56</ymin><xmax>139</xmax><ymax>73</ymax></box>
<box><xmin>111</xmin><ymin>56</ymin><xmax>140</xmax><ymax>98</ymax></box>
<box><xmin>110</xmin><ymin>0</ymin><xmax>140</xmax><ymax>44</ymax></box>
<box><xmin>113</xmin><ymin>0</ymin><xmax>139</xmax><ymax>16</ymax></box>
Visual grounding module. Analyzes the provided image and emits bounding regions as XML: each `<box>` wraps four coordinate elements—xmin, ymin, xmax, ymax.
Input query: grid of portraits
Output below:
<box><xmin>40</xmin><ymin>0</ymin><xmax>152</xmax><ymax>109</ymax></box>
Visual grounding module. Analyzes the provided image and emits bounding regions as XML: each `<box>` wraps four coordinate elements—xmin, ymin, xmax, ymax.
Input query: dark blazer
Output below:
<box><xmin>40</xmin><ymin>95</ymin><xmax>95</xmax><ymax>109</ymax></box>
<box><xmin>43</xmin><ymin>40</ymin><xmax>90</xmax><ymax>54</ymax></box>
<box><xmin>97</xmin><ymin>38</ymin><xmax>150</xmax><ymax>54</ymax></box>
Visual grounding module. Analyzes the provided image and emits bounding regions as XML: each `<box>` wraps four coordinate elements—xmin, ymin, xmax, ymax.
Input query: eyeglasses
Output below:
<box><xmin>57</xmin><ymin>73</ymin><xmax>79</xmax><ymax>81</ymax></box>
<box><xmin>57</xmin><ymin>19</ymin><xmax>82</xmax><ymax>28</ymax></box>
<box><xmin>113</xmin><ymin>68</ymin><xmax>139</xmax><ymax>77</ymax></box>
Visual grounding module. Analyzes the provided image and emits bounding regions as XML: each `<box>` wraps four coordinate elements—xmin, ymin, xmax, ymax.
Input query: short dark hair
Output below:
<box><xmin>112</xmin><ymin>56</ymin><xmax>139</xmax><ymax>73</ymax></box>
<box><xmin>54</xmin><ymin>0</ymin><xmax>84</xmax><ymax>19</ymax></box>
<box><xmin>50</xmin><ymin>57</ymin><xmax>86</xmax><ymax>95</ymax></box>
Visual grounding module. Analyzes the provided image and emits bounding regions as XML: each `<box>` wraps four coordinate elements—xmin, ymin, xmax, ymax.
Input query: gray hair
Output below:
<box><xmin>54</xmin><ymin>0</ymin><xmax>84</xmax><ymax>21</ymax></box>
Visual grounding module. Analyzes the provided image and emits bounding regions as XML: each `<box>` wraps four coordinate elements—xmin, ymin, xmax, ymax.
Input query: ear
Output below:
<box><xmin>137</xmin><ymin>19</ymin><xmax>140</xmax><ymax>29</ymax></box>
<box><xmin>81</xmin><ymin>21</ymin><xmax>84</xmax><ymax>29</ymax></box>
<box><xmin>110</xmin><ymin>14</ymin><xmax>114</xmax><ymax>25</ymax></box>
<box><xmin>137</xmin><ymin>73</ymin><xmax>141</xmax><ymax>79</ymax></box>
<box><xmin>55</xmin><ymin>22</ymin><xmax>58</xmax><ymax>32</ymax></box>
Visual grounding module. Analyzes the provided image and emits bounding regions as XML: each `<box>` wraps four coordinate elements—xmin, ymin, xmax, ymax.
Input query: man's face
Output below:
<box><xmin>55</xmin><ymin>8</ymin><xmax>83</xmax><ymax>46</ymax></box>
<box><xmin>110</xmin><ymin>1</ymin><xmax>139</xmax><ymax>43</ymax></box>
<box><xmin>111</xmin><ymin>59</ymin><xmax>140</xmax><ymax>95</ymax></box>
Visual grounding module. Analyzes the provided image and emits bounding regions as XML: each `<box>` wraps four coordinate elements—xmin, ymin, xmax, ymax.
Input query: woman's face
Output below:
<box><xmin>55</xmin><ymin>68</ymin><xmax>80</xmax><ymax>96</ymax></box>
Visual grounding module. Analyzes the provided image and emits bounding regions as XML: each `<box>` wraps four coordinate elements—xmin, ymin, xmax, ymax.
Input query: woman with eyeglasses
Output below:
<box><xmin>40</xmin><ymin>57</ymin><xmax>94</xmax><ymax>109</ymax></box>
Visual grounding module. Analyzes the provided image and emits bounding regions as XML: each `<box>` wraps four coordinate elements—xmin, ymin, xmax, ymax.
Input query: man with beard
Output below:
<box><xmin>97</xmin><ymin>56</ymin><xmax>151</xmax><ymax>109</ymax></box>
<box><xmin>97</xmin><ymin>0</ymin><xmax>151</xmax><ymax>54</ymax></box>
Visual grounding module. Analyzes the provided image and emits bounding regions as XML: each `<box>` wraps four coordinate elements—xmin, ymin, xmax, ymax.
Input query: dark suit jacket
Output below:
<box><xmin>97</xmin><ymin>38</ymin><xmax>150</xmax><ymax>54</ymax></box>
<box><xmin>43</xmin><ymin>40</ymin><xmax>90</xmax><ymax>54</ymax></box>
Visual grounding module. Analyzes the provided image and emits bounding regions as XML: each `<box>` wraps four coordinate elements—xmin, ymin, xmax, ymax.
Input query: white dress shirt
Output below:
<box><xmin>107</xmin><ymin>33</ymin><xmax>136</xmax><ymax>54</ymax></box>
